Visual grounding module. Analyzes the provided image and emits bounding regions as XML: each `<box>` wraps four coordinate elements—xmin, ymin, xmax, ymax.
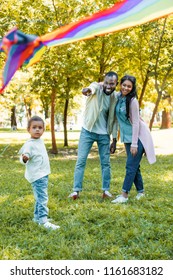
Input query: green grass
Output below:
<box><xmin>0</xmin><ymin>132</ymin><xmax>172</xmax><ymax>260</ymax></box>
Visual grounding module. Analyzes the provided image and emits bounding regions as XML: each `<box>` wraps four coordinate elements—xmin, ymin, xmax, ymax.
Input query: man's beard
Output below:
<box><xmin>103</xmin><ymin>88</ymin><xmax>114</xmax><ymax>96</ymax></box>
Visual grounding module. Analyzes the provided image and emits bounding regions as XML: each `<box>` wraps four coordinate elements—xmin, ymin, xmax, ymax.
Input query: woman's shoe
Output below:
<box><xmin>136</xmin><ymin>192</ymin><xmax>145</xmax><ymax>200</ymax></box>
<box><xmin>111</xmin><ymin>195</ymin><xmax>128</xmax><ymax>203</ymax></box>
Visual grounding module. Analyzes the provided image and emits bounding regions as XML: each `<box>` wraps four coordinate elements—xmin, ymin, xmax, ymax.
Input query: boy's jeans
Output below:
<box><xmin>31</xmin><ymin>175</ymin><xmax>49</xmax><ymax>224</ymax></box>
<box><xmin>122</xmin><ymin>140</ymin><xmax>144</xmax><ymax>194</ymax></box>
<box><xmin>73</xmin><ymin>128</ymin><xmax>111</xmax><ymax>192</ymax></box>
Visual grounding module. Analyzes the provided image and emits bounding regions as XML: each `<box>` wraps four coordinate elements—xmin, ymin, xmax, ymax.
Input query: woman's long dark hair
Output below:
<box><xmin>120</xmin><ymin>75</ymin><xmax>138</xmax><ymax>119</ymax></box>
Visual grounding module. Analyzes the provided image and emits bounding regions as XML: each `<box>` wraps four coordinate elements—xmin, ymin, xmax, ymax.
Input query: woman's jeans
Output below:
<box><xmin>122</xmin><ymin>140</ymin><xmax>144</xmax><ymax>194</ymax></box>
<box><xmin>73</xmin><ymin>128</ymin><xmax>111</xmax><ymax>192</ymax></box>
<box><xmin>31</xmin><ymin>175</ymin><xmax>49</xmax><ymax>224</ymax></box>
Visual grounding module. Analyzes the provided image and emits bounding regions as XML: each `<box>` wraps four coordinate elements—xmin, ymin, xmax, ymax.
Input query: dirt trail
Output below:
<box><xmin>0</xmin><ymin>128</ymin><xmax>173</xmax><ymax>156</ymax></box>
<box><xmin>151</xmin><ymin>128</ymin><xmax>173</xmax><ymax>155</ymax></box>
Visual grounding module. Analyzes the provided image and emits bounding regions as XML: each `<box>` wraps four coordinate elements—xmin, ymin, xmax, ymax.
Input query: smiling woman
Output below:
<box><xmin>111</xmin><ymin>75</ymin><xmax>156</xmax><ymax>204</ymax></box>
<box><xmin>121</xmin><ymin>79</ymin><xmax>133</xmax><ymax>96</ymax></box>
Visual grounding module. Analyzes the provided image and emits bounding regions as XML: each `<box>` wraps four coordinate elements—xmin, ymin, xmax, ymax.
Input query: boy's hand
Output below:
<box><xmin>22</xmin><ymin>154</ymin><xmax>29</xmax><ymax>163</ymax></box>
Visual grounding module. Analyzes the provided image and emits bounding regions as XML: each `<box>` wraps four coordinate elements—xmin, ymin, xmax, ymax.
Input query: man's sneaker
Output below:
<box><xmin>42</xmin><ymin>221</ymin><xmax>60</xmax><ymax>230</ymax></box>
<box><xmin>102</xmin><ymin>190</ymin><xmax>113</xmax><ymax>198</ymax></box>
<box><xmin>68</xmin><ymin>191</ymin><xmax>79</xmax><ymax>200</ymax></box>
<box><xmin>136</xmin><ymin>192</ymin><xmax>145</xmax><ymax>200</ymax></box>
<box><xmin>111</xmin><ymin>195</ymin><xmax>128</xmax><ymax>204</ymax></box>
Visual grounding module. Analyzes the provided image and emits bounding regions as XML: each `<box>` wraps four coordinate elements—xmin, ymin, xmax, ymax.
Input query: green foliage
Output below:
<box><xmin>0</xmin><ymin>1</ymin><xmax>173</xmax><ymax>132</ymax></box>
<box><xmin>0</xmin><ymin>131</ymin><xmax>172</xmax><ymax>260</ymax></box>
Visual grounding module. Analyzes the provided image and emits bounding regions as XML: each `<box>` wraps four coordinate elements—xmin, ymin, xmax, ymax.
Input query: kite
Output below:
<box><xmin>0</xmin><ymin>0</ymin><xmax>173</xmax><ymax>93</ymax></box>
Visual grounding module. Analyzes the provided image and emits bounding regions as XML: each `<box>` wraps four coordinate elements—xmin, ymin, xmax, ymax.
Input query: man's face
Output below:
<box><xmin>103</xmin><ymin>75</ymin><xmax>118</xmax><ymax>95</ymax></box>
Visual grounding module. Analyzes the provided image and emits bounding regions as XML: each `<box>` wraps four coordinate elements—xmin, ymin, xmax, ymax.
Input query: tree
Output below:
<box><xmin>160</xmin><ymin>94</ymin><xmax>172</xmax><ymax>129</ymax></box>
<box><xmin>115</xmin><ymin>17</ymin><xmax>173</xmax><ymax>130</ymax></box>
<box><xmin>149</xmin><ymin>18</ymin><xmax>173</xmax><ymax>130</ymax></box>
<box><xmin>1</xmin><ymin>0</ymin><xmax>173</xmax><ymax>136</ymax></box>
<box><xmin>50</xmin><ymin>85</ymin><xmax>57</xmax><ymax>153</ymax></box>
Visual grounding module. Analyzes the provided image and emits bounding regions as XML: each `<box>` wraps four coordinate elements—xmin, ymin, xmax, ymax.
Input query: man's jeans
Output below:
<box><xmin>122</xmin><ymin>140</ymin><xmax>144</xmax><ymax>194</ymax></box>
<box><xmin>31</xmin><ymin>175</ymin><xmax>49</xmax><ymax>224</ymax></box>
<box><xmin>73</xmin><ymin>128</ymin><xmax>111</xmax><ymax>192</ymax></box>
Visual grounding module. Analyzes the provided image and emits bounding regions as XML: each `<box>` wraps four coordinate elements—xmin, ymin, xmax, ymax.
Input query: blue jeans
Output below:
<box><xmin>73</xmin><ymin>128</ymin><xmax>111</xmax><ymax>191</ymax></box>
<box><xmin>31</xmin><ymin>175</ymin><xmax>49</xmax><ymax>224</ymax></box>
<box><xmin>122</xmin><ymin>140</ymin><xmax>144</xmax><ymax>194</ymax></box>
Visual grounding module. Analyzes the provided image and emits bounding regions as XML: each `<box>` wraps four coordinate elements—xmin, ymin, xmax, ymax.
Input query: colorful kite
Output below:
<box><xmin>0</xmin><ymin>0</ymin><xmax>173</xmax><ymax>93</ymax></box>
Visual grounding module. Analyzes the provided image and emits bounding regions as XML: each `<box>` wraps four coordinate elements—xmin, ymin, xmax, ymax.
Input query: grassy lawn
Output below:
<box><xmin>0</xmin><ymin>130</ymin><xmax>172</xmax><ymax>260</ymax></box>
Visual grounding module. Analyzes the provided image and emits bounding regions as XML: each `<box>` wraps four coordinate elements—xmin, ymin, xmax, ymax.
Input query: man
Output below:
<box><xmin>68</xmin><ymin>71</ymin><xmax>119</xmax><ymax>200</ymax></box>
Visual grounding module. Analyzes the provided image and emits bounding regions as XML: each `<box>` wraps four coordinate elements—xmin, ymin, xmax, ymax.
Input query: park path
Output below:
<box><xmin>151</xmin><ymin>128</ymin><xmax>173</xmax><ymax>155</ymax></box>
<box><xmin>0</xmin><ymin>128</ymin><xmax>173</xmax><ymax>156</ymax></box>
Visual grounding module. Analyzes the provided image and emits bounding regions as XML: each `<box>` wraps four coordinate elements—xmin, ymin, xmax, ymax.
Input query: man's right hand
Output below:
<box><xmin>82</xmin><ymin>88</ymin><xmax>92</xmax><ymax>96</ymax></box>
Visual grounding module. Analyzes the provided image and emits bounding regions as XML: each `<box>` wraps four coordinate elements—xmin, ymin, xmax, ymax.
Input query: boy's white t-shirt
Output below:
<box><xmin>19</xmin><ymin>138</ymin><xmax>50</xmax><ymax>183</ymax></box>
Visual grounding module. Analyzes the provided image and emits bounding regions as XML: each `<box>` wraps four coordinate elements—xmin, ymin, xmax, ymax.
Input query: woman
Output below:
<box><xmin>110</xmin><ymin>75</ymin><xmax>156</xmax><ymax>203</ymax></box>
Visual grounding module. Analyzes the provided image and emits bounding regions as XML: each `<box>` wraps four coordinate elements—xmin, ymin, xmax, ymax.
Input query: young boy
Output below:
<box><xmin>19</xmin><ymin>116</ymin><xmax>60</xmax><ymax>230</ymax></box>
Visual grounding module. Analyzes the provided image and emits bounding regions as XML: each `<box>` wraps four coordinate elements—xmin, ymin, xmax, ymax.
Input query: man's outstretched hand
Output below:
<box><xmin>82</xmin><ymin>88</ymin><xmax>92</xmax><ymax>96</ymax></box>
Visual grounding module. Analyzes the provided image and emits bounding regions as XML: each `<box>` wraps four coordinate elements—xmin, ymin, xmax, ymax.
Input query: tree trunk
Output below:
<box><xmin>98</xmin><ymin>39</ymin><xmax>106</xmax><ymax>82</ymax></box>
<box><xmin>11</xmin><ymin>106</ymin><xmax>17</xmax><ymax>130</ymax></box>
<box><xmin>28</xmin><ymin>107</ymin><xmax>32</xmax><ymax>118</ymax></box>
<box><xmin>149</xmin><ymin>92</ymin><xmax>162</xmax><ymax>130</ymax></box>
<box><xmin>160</xmin><ymin>95</ymin><xmax>172</xmax><ymax>129</ymax></box>
<box><xmin>44</xmin><ymin>107</ymin><xmax>49</xmax><ymax>119</ymax></box>
<box><xmin>149</xmin><ymin>19</ymin><xmax>165</xmax><ymax>131</ymax></box>
<box><xmin>63</xmin><ymin>98</ymin><xmax>69</xmax><ymax>147</ymax></box>
<box><xmin>160</xmin><ymin>110</ymin><xmax>171</xmax><ymax>129</ymax></box>
<box><xmin>50</xmin><ymin>88</ymin><xmax>58</xmax><ymax>154</ymax></box>
<box><xmin>23</xmin><ymin>98</ymin><xmax>32</xmax><ymax>121</ymax></box>
<box><xmin>139</xmin><ymin>73</ymin><xmax>149</xmax><ymax>107</ymax></box>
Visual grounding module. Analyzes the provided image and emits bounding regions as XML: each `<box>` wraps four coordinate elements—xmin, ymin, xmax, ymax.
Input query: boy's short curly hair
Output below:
<box><xmin>27</xmin><ymin>116</ymin><xmax>44</xmax><ymax>129</ymax></box>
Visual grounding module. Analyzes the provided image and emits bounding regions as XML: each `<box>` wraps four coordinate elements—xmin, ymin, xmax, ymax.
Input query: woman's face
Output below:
<box><xmin>120</xmin><ymin>79</ymin><xmax>133</xmax><ymax>96</ymax></box>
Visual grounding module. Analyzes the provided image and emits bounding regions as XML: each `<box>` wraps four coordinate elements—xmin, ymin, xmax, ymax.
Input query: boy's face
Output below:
<box><xmin>28</xmin><ymin>121</ymin><xmax>44</xmax><ymax>139</ymax></box>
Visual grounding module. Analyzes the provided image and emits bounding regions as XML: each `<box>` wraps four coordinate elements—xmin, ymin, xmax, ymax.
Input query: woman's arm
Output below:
<box><xmin>129</xmin><ymin>98</ymin><xmax>140</xmax><ymax>155</ymax></box>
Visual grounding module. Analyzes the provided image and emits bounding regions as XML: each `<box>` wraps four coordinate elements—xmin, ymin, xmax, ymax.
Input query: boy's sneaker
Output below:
<box><xmin>102</xmin><ymin>190</ymin><xmax>113</xmax><ymax>198</ymax></box>
<box><xmin>42</xmin><ymin>221</ymin><xmax>60</xmax><ymax>230</ymax></box>
<box><xmin>68</xmin><ymin>191</ymin><xmax>79</xmax><ymax>200</ymax></box>
<box><xmin>136</xmin><ymin>193</ymin><xmax>145</xmax><ymax>200</ymax></box>
<box><xmin>33</xmin><ymin>218</ymin><xmax>52</xmax><ymax>223</ymax></box>
<box><xmin>111</xmin><ymin>195</ymin><xmax>128</xmax><ymax>204</ymax></box>
<box><xmin>32</xmin><ymin>217</ymin><xmax>39</xmax><ymax>223</ymax></box>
